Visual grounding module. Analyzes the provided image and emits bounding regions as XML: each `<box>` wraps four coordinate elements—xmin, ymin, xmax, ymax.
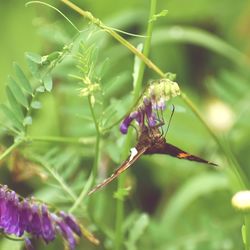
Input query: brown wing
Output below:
<box><xmin>88</xmin><ymin>146</ymin><xmax>148</xmax><ymax>195</ymax></box>
<box><xmin>145</xmin><ymin>140</ymin><xmax>217</xmax><ymax>166</ymax></box>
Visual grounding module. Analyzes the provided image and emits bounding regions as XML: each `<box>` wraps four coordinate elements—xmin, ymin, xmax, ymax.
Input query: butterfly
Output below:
<box><xmin>88</xmin><ymin>122</ymin><xmax>217</xmax><ymax>195</ymax></box>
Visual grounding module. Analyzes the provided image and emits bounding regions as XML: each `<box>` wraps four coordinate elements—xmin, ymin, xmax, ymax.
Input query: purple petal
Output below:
<box><xmin>152</xmin><ymin>97</ymin><xmax>166</xmax><ymax>111</ymax></box>
<box><xmin>60</xmin><ymin>211</ymin><xmax>81</xmax><ymax>237</ymax></box>
<box><xmin>5</xmin><ymin>192</ymin><xmax>20</xmax><ymax>235</ymax></box>
<box><xmin>1</xmin><ymin>192</ymin><xmax>16</xmax><ymax>231</ymax></box>
<box><xmin>19</xmin><ymin>200</ymin><xmax>32</xmax><ymax>235</ymax></box>
<box><xmin>120</xmin><ymin>115</ymin><xmax>133</xmax><ymax>134</ymax></box>
<box><xmin>0</xmin><ymin>187</ymin><xmax>8</xmax><ymax>228</ymax></box>
<box><xmin>143</xmin><ymin>98</ymin><xmax>158</xmax><ymax>127</ymax></box>
<box><xmin>29</xmin><ymin>205</ymin><xmax>42</xmax><ymax>237</ymax></box>
<box><xmin>57</xmin><ymin>220</ymin><xmax>76</xmax><ymax>250</ymax></box>
<box><xmin>41</xmin><ymin>205</ymin><xmax>55</xmax><ymax>243</ymax></box>
<box><xmin>147</xmin><ymin>112</ymin><xmax>157</xmax><ymax>127</ymax></box>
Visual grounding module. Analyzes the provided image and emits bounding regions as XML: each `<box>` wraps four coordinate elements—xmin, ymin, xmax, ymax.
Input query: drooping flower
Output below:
<box><xmin>56</xmin><ymin>219</ymin><xmax>77</xmax><ymax>250</ymax></box>
<box><xmin>41</xmin><ymin>205</ymin><xmax>55</xmax><ymax>243</ymax></box>
<box><xmin>120</xmin><ymin>78</ymin><xmax>180</xmax><ymax>134</ymax></box>
<box><xmin>0</xmin><ymin>185</ymin><xmax>83</xmax><ymax>250</ymax></box>
<box><xmin>59</xmin><ymin>211</ymin><xmax>82</xmax><ymax>237</ymax></box>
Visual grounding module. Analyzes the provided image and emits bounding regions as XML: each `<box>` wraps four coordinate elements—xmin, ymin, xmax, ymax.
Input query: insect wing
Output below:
<box><xmin>88</xmin><ymin>146</ymin><xmax>148</xmax><ymax>195</ymax></box>
<box><xmin>145</xmin><ymin>140</ymin><xmax>217</xmax><ymax>166</ymax></box>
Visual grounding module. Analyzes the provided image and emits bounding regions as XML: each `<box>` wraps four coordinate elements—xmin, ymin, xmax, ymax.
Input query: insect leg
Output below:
<box><xmin>164</xmin><ymin>104</ymin><xmax>175</xmax><ymax>138</ymax></box>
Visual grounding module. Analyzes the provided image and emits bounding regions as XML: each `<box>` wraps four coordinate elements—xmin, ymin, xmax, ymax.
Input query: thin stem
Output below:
<box><xmin>114</xmin><ymin>164</ymin><xmax>127</xmax><ymax>250</ymax></box>
<box><xmin>61</xmin><ymin>0</ymin><xmax>249</xmax><ymax>246</ymax></box>
<box><xmin>87</xmin><ymin>95</ymin><xmax>100</xmax><ymax>181</ymax></box>
<box><xmin>59</xmin><ymin>1</ymin><xmax>246</xmax><ymax>189</ymax></box>
<box><xmin>244</xmin><ymin>215</ymin><xmax>250</xmax><ymax>250</ymax></box>
<box><xmin>114</xmin><ymin>1</ymin><xmax>157</xmax><ymax>249</ymax></box>
<box><xmin>28</xmin><ymin>135</ymin><xmax>95</xmax><ymax>145</ymax></box>
<box><xmin>30</xmin><ymin>154</ymin><xmax>77</xmax><ymax>201</ymax></box>
<box><xmin>181</xmin><ymin>92</ymin><xmax>248</xmax><ymax>189</ymax></box>
<box><xmin>134</xmin><ymin>0</ymin><xmax>157</xmax><ymax>97</ymax></box>
<box><xmin>0</xmin><ymin>139</ymin><xmax>23</xmax><ymax>162</ymax></box>
<box><xmin>26</xmin><ymin>1</ymin><xmax>80</xmax><ymax>32</ymax></box>
<box><xmin>61</xmin><ymin>0</ymin><xmax>165</xmax><ymax>78</ymax></box>
<box><xmin>69</xmin><ymin>96</ymin><xmax>101</xmax><ymax>213</ymax></box>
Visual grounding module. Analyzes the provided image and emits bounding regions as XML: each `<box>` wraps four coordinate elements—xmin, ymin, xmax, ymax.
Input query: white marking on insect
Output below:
<box><xmin>129</xmin><ymin>147</ymin><xmax>138</xmax><ymax>162</ymax></box>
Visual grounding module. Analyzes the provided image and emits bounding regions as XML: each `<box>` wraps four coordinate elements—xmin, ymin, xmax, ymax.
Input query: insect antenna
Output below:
<box><xmin>164</xmin><ymin>104</ymin><xmax>175</xmax><ymax>138</ymax></box>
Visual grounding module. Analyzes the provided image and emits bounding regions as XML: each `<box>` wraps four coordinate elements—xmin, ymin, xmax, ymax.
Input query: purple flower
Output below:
<box><xmin>29</xmin><ymin>205</ymin><xmax>42</xmax><ymax>237</ymax></box>
<box><xmin>0</xmin><ymin>185</ymin><xmax>83</xmax><ymax>250</ymax></box>
<box><xmin>60</xmin><ymin>211</ymin><xmax>82</xmax><ymax>237</ymax></box>
<box><xmin>19</xmin><ymin>200</ymin><xmax>32</xmax><ymax>236</ymax></box>
<box><xmin>152</xmin><ymin>97</ymin><xmax>166</xmax><ymax>110</ymax></box>
<box><xmin>0</xmin><ymin>186</ymin><xmax>8</xmax><ymax>228</ymax></box>
<box><xmin>4</xmin><ymin>192</ymin><xmax>20</xmax><ymax>235</ymax></box>
<box><xmin>119</xmin><ymin>111</ymin><xmax>139</xmax><ymax>133</ymax></box>
<box><xmin>41</xmin><ymin>205</ymin><xmax>55</xmax><ymax>243</ymax></box>
<box><xmin>120</xmin><ymin>94</ymin><xmax>165</xmax><ymax>133</ymax></box>
<box><xmin>57</xmin><ymin>220</ymin><xmax>77</xmax><ymax>250</ymax></box>
<box><xmin>120</xmin><ymin>115</ymin><xmax>134</xmax><ymax>134</ymax></box>
<box><xmin>143</xmin><ymin>98</ymin><xmax>157</xmax><ymax>127</ymax></box>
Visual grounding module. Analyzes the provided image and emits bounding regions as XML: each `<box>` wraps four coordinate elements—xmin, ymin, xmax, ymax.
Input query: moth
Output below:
<box><xmin>88</xmin><ymin>124</ymin><xmax>217</xmax><ymax>195</ymax></box>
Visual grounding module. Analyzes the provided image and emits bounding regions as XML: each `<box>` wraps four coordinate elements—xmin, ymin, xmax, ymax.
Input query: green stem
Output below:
<box><xmin>244</xmin><ymin>215</ymin><xmax>250</xmax><ymax>250</ymax></box>
<box><xmin>87</xmin><ymin>95</ymin><xmax>100</xmax><ymax>181</ymax></box>
<box><xmin>28</xmin><ymin>135</ymin><xmax>95</xmax><ymax>145</ymax></box>
<box><xmin>114</xmin><ymin>1</ymin><xmax>157</xmax><ymax>249</ymax></box>
<box><xmin>181</xmin><ymin>93</ymin><xmax>248</xmax><ymax>189</ymax></box>
<box><xmin>61</xmin><ymin>0</ymin><xmax>165</xmax><ymax>78</ymax></box>
<box><xmin>0</xmin><ymin>139</ymin><xmax>23</xmax><ymax>162</ymax></box>
<box><xmin>114</xmin><ymin>155</ymin><xmax>127</xmax><ymax>250</ymax></box>
<box><xmin>134</xmin><ymin>0</ymin><xmax>157</xmax><ymax>97</ymax></box>
<box><xmin>60</xmin><ymin>0</ymin><xmax>245</xmax><ymax>189</ymax></box>
<box><xmin>30</xmin><ymin>154</ymin><xmax>77</xmax><ymax>201</ymax></box>
<box><xmin>61</xmin><ymin>0</ymin><xmax>249</xmax><ymax>246</ymax></box>
<box><xmin>69</xmin><ymin>96</ymin><xmax>101</xmax><ymax>213</ymax></box>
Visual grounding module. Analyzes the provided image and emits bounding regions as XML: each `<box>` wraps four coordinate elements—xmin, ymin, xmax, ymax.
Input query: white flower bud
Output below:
<box><xmin>232</xmin><ymin>191</ymin><xmax>250</xmax><ymax>212</ymax></box>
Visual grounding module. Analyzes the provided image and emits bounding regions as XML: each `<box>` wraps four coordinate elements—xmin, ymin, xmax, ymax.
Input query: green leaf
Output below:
<box><xmin>25</xmin><ymin>52</ymin><xmax>42</xmax><ymax>64</ymax></box>
<box><xmin>6</xmin><ymin>86</ymin><xmax>24</xmax><ymax>122</ymax></box>
<box><xmin>0</xmin><ymin>104</ymin><xmax>24</xmax><ymax>131</ymax></box>
<box><xmin>0</xmin><ymin>238</ymin><xmax>24</xmax><ymax>250</ymax></box>
<box><xmin>113</xmin><ymin>186</ymin><xmax>131</xmax><ymax>201</ymax></box>
<box><xmin>43</xmin><ymin>74</ymin><xmax>53</xmax><ymax>92</ymax></box>
<box><xmin>25</xmin><ymin>52</ymin><xmax>40</xmax><ymax>78</ymax></box>
<box><xmin>36</xmin><ymin>86</ymin><xmax>45</xmax><ymax>93</ymax></box>
<box><xmin>23</xmin><ymin>116</ymin><xmax>32</xmax><ymax>126</ymax></box>
<box><xmin>7</xmin><ymin>76</ymin><xmax>29</xmax><ymax>108</ymax></box>
<box><xmin>125</xmin><ymin>214</ymin><xmax>150</xmax><ymax>250</ymax></box>
<box><xmin>242</xmin><ymin>224</ymin><xmax>246</xmax><ymax>245</ymax></box>
<box><xmin>149</xmin><ymin>9</ymin><xmax>168</xmax><ymax>22</ymax></box>
<box><xmin>13</xmin><ymin>62</ymin><xmax>33</xmax><ymax>94</ymax></box>
<box><xmin>31</xmin><ymin>101</ymin><xmax>42</xmax><ymax>109</ymax></box>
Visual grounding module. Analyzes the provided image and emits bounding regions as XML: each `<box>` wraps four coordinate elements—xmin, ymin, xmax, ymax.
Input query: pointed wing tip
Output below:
<box><xmin>208</xmin><ymin>161</ymin><xmax>218</xmax><ymax>167</ymax></box>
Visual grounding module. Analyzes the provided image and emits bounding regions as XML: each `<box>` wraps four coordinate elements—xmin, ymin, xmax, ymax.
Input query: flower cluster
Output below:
<box><xmin>0</xmin><ymin>185</ymin><xmax>82</xmax><ymax>250</ymax></box>
<box><xmin>120</xmin><ymin>78</ymin><xmax>180</xmax><ymax>134</ymax></box>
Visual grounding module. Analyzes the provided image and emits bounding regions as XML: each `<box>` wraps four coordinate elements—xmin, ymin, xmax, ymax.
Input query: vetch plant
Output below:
<box><xmin>0</xmin><ymin>185</ymin><xmax>82</xmax><ymax>250</ymax></box>
<box><xmin>88</xmin><ymin>78</ymin><xmax>216</xmax><ymax>195</ymax></box>
<box><xmin>0</xmin><ymin>0</ymin><xmax>249</xmax><ymax>250</ymax></box>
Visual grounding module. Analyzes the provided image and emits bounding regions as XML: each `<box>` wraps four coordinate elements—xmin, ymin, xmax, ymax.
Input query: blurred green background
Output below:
<box><xmin>0</xmin><ymin>1</ymin><xmax>250</xmax><ymax>250</ymax></box>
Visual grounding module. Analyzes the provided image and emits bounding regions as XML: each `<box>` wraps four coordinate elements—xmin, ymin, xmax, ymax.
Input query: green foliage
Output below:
<box><xmin>0</xmin><ymin>0</ymin><xmax>250</xmax><ymax>250</ymax></box>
